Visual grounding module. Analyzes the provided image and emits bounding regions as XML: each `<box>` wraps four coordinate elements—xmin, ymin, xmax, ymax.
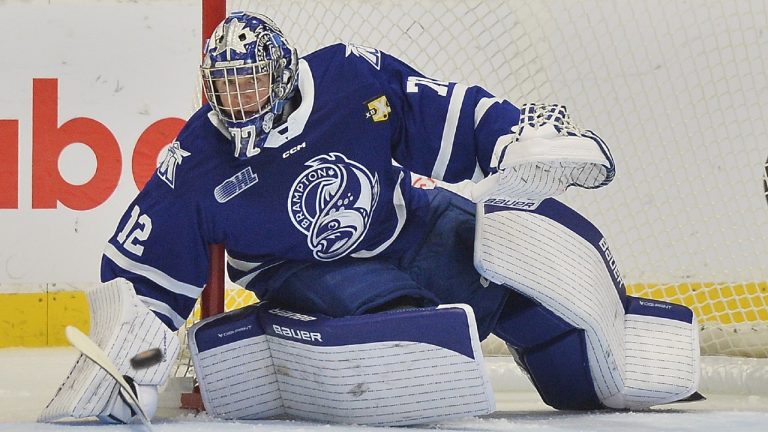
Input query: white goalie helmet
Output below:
<box><xmin>201</xmin><ymin>11</ymin><xmax>299</xmax><ymax>159</ymax></box>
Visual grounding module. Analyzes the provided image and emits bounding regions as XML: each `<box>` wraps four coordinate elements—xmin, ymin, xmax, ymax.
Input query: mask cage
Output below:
<box><xmin>201</xmin><ymin>63</ymin><xmax>275</xmax><ymax>123</ymax></box>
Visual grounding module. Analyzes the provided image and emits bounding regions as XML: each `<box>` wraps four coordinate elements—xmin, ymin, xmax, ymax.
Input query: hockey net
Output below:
<box><xmin>177</xmin><ymin>0</ymin><xmax>768</xmax><ymax>401</ymax></box>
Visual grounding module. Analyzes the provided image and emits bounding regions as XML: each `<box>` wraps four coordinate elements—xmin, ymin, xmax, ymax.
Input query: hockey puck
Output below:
<box><xmin>130</xmin><ymin>348</ymin><xmax>164</xmax><ymax>369</ymax></box>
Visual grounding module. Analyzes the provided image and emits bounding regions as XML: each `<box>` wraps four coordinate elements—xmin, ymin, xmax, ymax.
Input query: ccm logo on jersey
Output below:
<box><xmin>272</xmin><ymin>325</ymin><xmax>323</xmax><ymax>342</ymax></box>
<box><xmin>483</xmin><ymin>197</ymin><xmax>540</xmax><ymax>210</ymax></box>
<box><xmin>283</xmin><ymin>142</ymin><xmax>307</xmax><ymax>158</ymax></box>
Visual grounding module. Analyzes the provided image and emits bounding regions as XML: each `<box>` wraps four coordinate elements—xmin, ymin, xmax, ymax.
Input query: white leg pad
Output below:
<box><xmin>610</xmin><ymin>298</ymin><xmax>699</xmax><ymax>408</ymax></box>
<box><xmin>474</xmin><ymin>200</ymin><xmax>698</xmax><ymax>409</ymax></box>
<box><xmin>188</xmin><ymin>303</ymin><xmax>495</xmax><ymax>425</ymax></box>
<box><xmin>39</xmin><ymin>278</ymin><xmax>180</xmax><ymax>422</ymax></box>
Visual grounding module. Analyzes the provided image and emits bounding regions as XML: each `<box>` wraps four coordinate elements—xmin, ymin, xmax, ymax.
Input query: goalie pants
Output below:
<box><xmin>256</xmin><ymin>187</ymin><xmax>617</xmax><ymax>409</ymax></box>
<box><xmin>256</xmin><ymin>187</ymin><xmax>510</xmax><ymax>340</ymax></box>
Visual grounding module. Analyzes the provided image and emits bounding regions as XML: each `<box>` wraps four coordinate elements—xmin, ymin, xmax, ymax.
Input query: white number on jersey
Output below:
<box><xmin>116</xmin><ymin>205</ymin><xmax>153</xmax><ymax>256</ymax></box>
<box><xmin>230</xmin><ymin>125</ymin><xmax>260</xmax><ymax>158</ymax></box>
<box><xmin>406</xmin><ymin>76</ymin><xmax>449</xmax><ymax>96</ymax></box>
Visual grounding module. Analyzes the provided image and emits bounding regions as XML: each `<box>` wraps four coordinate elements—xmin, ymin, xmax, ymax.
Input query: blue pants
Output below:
<box><xmin>256</xmin><ymin>187</ymin><xmax>509</xmax><ymax>339</ymax></box>
<box><xmin>257</xmin><ymin>188</ymin><xmax>612</xmax><ymax>410</ymax></box>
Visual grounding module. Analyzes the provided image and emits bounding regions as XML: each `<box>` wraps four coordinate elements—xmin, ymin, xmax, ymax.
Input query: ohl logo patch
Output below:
<box><xmin>214</xmin><ymin>167</ymin><xmax>258</xmax><ymax>203</ymax></box>
<box><xmin>366</xmin><ymin>95</ymin><xmax>391</xmax><ymax>122</ymax></box>
<box><xmin>288</xmin><ymin>153</ymin><xmax>380</xmax><ymax>261</ymax></box>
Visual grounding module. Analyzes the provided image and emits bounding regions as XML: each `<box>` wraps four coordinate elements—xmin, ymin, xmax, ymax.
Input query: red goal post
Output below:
<box><xmin>199</xmin><ymin>0</ymin><xmax>227</xmax><ymax>320</ymax></box>
<box><xmin>179</xmin><ymin>0</ymin><xmax>227</xmax><ymax>410</ymax></box>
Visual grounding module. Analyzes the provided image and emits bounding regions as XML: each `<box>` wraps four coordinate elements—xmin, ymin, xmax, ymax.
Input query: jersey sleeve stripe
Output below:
<box><xmin>351</xmin><ymin>170</ymin><xmax>407</xmax><ymax>258</ymax></box>
<box><xmin>431</xmin><ymin>83</ymin><xmax>468</xmax><ymax>180</ymax></box>
<box><xmin>233</xmin><ymin>260</ymin><xmax>285</xmax><ymax>287</ymax></box>
<box><xmin>137</xmin><ymin>294</ymin><xmax>187</xmax><ymax>329</ymax></box>
<box><xmin>227</xmin><ymin>256</ymin><xmax>264</xmax><ymax>272</ymax></box>
<box><xmin>474</xmin><ymin>97</ymin><xmax>503</xmax><ymax>128</ymax></box>
<box><xmin>103</xmin><ymin>243</ymin><xmax>203</xmax><ymax>299</ymax></box>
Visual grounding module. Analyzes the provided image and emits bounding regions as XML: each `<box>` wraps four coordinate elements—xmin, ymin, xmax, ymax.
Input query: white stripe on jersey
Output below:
<box><xmin>432</xmin><ymin>84</ymin><xmax>468</xmax><ymax>180</ymax></box>
<box><xmin>474</xmin><ymin>97</ymin><xmax>503</xmax><ymax>127</ymax></box>
<box><xmin>352</xmin><ymin>170</ymin><xmax>407</xmax><ymax>258</ymax></box>
<box><xmin>228</xmin><ymin>256</ymin><xmax>262</xmax><ymax>272</ymax></box>
<box><xmin>104</xmin><ymin>243</ymin><xmax>203</xmax><ymax>299</ymax></box>
<box><xmin>234</xmin><ymin>260</ymin><xmax>285</xmax><ymax>288</ymax></box>
<box><xmin>138</xmin><ymin>294</ymin><xmax>187</xmax><ymax>329</ymax></box>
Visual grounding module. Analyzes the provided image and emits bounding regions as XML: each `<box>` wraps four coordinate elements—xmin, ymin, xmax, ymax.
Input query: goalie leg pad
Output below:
<box><xmin>476</xmin><ymin>199</ymin><xmax>699</xmax><ymax>409</ymax></box>
<box><xmin>612</xmin><ymin>295</ymin><xmax>699</xmax><ymax>408</ymax></box>
<box><xmin>39</xmin><ymin>278</ymin><xmax>179</xmax><ymax>423</ymax></box>
<box><xmin>189</xmin><ymin>303</ymin><xmax>495</xmax><ymax>425</ymax></box>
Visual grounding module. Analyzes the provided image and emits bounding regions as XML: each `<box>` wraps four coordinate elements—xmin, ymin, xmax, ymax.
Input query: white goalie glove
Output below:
<box><xmin>471</xmin><ymin>103</ymin><xmax>615</xmax><ymax>201</ymax></box>
<box><xmin>39</xmin><ymin>279</ymin><xmax>180</xmax><ymax>424</ymax></box>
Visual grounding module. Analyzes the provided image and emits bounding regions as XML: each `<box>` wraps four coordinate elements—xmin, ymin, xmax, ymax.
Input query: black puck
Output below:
<box><xmin>130</xmin><ymin>348</ymin><xmax>164</xmax><ymax>369</ymax></box>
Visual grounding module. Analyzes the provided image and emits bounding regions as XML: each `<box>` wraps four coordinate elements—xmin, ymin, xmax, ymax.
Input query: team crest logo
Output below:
<box><xmin>211</xmin><ymin>18</ymin><xmax>257</xmax><ymax>56</ymax></box>
<box><xmin>288</xmin><ymin>153</ymin><xmax>380</xmax><ymax>260</ymax></box>
<box><xmin>366</xmin><ymin>95</ymin><xmax>391</xmax><ymax>122</ymax></box>
<box><xmin>345</xmin><ymin>43</ymin><xmax>381</xmax><ymax>69</ymax></box>
<box><xmin>157</xmin><ymin>141</ymin><xmax>190</xmax><ymax>189</ymax></box>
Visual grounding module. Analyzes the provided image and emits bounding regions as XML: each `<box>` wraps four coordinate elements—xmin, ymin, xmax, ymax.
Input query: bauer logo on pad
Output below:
<box><xmin>482</xmin><ymin>197</ymin><xmax>541</xmax><ymax>211</ymax></box>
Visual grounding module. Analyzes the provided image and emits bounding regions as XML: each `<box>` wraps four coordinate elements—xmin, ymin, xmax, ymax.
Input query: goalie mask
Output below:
<box><xmin>201</xmin><ymin>12</ymin><xmax>299</xmax><ymax>159</ymax></box>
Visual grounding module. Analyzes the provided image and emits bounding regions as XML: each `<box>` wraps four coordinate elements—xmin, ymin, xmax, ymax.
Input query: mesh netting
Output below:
<box><xmin>185</xmin><ymin>0</ymin><xmax>768</xmax><ymax>360</ymax></box>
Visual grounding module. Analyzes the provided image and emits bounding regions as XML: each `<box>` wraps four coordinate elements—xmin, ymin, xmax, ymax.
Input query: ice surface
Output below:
<box><xmin>2</xmin><ymin>347</ymin><xmax>767</xmax><ymax>432</ymax></box>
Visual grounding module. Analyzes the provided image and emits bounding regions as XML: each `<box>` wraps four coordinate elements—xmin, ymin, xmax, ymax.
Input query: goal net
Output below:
<box><xmin>178</xmin><ymin>0</ymin><xmax>768</xmax><ymax>400</ymax></box>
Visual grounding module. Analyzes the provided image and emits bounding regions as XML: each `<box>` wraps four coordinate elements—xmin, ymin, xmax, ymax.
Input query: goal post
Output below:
<box><xmin>181</xmin><ymin>0</ymin><xmax>768</xmax><ymax>406</ymax></box>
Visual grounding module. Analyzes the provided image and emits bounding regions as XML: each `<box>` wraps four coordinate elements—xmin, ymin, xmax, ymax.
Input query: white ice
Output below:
<box><xmin>2</xmin><ymin>347</ymin><xmax>767</xmax><ymax>432</ymax></box>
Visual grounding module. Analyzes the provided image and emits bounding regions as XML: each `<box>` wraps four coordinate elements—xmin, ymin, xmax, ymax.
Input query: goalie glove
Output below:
<box><xmin>39</xmin><ymin>279</ymin><xmax>179</xmax><ymax>424</ymax></box>
<box><xmin>471</xmin><ymin>103</ymin><xmax>615</xmax><ymax>201</ymax></box>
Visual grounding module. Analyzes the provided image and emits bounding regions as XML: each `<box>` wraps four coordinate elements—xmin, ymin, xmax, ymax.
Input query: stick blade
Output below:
<box><xmin>64</xmin><ymin>326</ymin><xmax>153</xmax><ymax>429</ymax></box>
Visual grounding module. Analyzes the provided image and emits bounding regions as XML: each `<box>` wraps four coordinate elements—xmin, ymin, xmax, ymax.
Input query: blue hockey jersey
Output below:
<box><xmin>102</xmin><ymin>43</ymin><xmax>521</xmax><ymax>329</ymax></box>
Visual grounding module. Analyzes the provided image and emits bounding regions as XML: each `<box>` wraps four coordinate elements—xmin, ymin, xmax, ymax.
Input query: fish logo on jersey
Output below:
<box><xmin>157</xmin><ymin>141</ymin><xmax>191</xmax><ymax>189</ymax></box>
<box><xmin>288</xmin><ymin>153</ymin><xmax>380</xmax><ymax>261</ymax></box>
<box><xmin>345</xmin><ymin>43</ymin><xmax>382</xmax><ymax>70</ymax></box>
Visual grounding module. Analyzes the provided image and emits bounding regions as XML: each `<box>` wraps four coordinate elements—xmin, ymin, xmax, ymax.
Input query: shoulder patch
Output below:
<box><xmin>157</xmin><ymin>140</ymin><xmax>191</xmax><ymax>189</ymax></box>
<box><xmin>345</xmin><ymin>43</ymin><xmax>381</xmax><ymax>70</ymax></box>
<box><xmin>365</xmin><ymin>95</ymin><xmax>391</xmax><ymax>122</ymax></box>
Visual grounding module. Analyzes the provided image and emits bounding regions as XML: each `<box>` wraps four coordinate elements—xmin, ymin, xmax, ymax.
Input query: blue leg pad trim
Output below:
<box><xmin>494</xmin><ymin>292</ymin><xmax>603</xmax><ymax>410</ymax></box>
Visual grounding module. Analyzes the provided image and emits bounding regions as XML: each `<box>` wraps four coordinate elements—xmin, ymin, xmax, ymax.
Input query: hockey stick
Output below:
<box><xmin>64</xmin><ymin>326</ymin><xmax>154</xmax><ymax>431</ymax></box>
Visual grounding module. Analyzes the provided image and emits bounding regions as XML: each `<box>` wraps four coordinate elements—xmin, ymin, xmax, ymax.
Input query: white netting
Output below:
<box><xmin>183</xmin><ymin>0</ymin><xmax>768</xmax><ymax>367</ymax></box>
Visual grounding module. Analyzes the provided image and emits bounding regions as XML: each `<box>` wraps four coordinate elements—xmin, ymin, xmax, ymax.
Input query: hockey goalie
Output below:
<box><xmin>40</xmin><ymin>10</ymin><xmax>699</xmax><ymax>426</ymax></box>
